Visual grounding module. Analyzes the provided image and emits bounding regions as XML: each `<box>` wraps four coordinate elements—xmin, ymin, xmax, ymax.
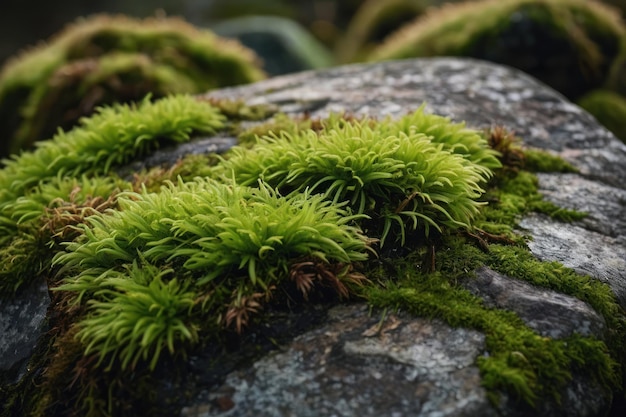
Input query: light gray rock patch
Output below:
<box><xmin>464</xmin><ymin>267</ymin><xmax>606</xmax><ymax>339</ymax></box>
<box><xmin>520</xmin><ymin>214</ymin><xmax>626</xmax><ymax>309</ymax></box>
<box><xmin>182</xmin><ymin>304</ymin><xmax>494</xmax><ymax>417</ymax></box>
<box><xmin>534</xmin><ymin>172</ymin><xmax>626</xmax><ymax>242</ymax></box>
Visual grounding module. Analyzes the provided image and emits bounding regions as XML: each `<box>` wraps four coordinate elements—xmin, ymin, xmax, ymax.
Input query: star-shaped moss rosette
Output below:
<box><xmin>0</xmin><ymin>14</ymin><xmax>265</xmax><ymax>157</ymax></box>
<box><xmin>216</xmin><ymin>108</ymin><xmax>501</xmax><ymax>245</ymax></box>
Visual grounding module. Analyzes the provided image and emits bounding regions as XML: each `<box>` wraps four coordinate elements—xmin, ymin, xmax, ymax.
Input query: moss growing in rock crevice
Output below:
<box><xmin>364</xmin><ymin>261</ymin><xmax>618</xmax><ymax>407</ymax></box>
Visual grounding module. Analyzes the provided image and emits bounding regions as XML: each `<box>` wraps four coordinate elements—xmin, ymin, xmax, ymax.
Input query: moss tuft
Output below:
<box><xmin>0</xmin><ymin>98</ymin><xmax>623</xmax><ymax>415</ymax></box>
<box><xmin>0</xmin><ymin>95</ymin><xmax>223</xmax><ymax>243</ymax></box>
<box><xmin>217</xmin><ymin>107</ymin><xmax>500</xmax><ymax>245</ymax></box>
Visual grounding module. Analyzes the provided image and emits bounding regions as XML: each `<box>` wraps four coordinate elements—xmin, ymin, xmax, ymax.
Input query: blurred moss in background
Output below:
<box><xmin>0</xmin><ymin>14</ymin><xmax>264</xmax><ymax>158</ymax></box>
<box><xmin>0</xmin><ymin>0</ymin><xmax>624</xmax><ymax>158</ymax></box>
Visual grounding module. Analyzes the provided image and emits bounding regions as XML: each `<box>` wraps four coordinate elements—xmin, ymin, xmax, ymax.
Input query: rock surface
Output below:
<box><xmin>464</xmin><ymin>267</ymin><xmax>606</xmax><ymax>340</ymax></box>
<box><xmin>0</xmin><ymin>280</ymin><xmax>49</xmax><ymax>383</ymax></box>
<box><xmin>198</xmin><ymin>57</ymin><xmax>626</xmax><ymax>416</ymax></box>
<box><xmin>182</xmin><ymin>305</ymin><xmax>494</xmax><ymax>417</ymax></box>
<box><xmin>2</xmin><ymin>57</ymin><xmax>625</xmax><ymax>416</ymax></box>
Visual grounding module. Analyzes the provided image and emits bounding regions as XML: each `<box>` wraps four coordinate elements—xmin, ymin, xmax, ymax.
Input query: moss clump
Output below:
<box><xmin>0</xmin><ymin>14</ymin><xmax>265</xmax><ymax>157</ymax></box>
<box><xmin>0</xmin><ymin>95</ymin><xmax>224</xmax><ymax>294</ymax></box>
<box><xmin>369</xmin><ymin>0</ymin><xmax>625</xmax><ymax>100</ymax></box>
<box><xmin>578</xmin><ymin>89</ymin><xmax>626</xmax><ymax>143</ymax></box>
<box><xmin>0</xmin><ymin>95</ymin><xmax>223</xmax><ymax>234</ymax></box>
<box><xmin>55</xmin><ymin>179</ymin><xmax>370</xmax><ymax>305</ymax></box>
<box><xmin>364</xmin><ymin>262</ymin><xmax>618</xmax><ymax>407</ymax></box>
<box><xmin>217</xmin><ymin>108</ymin><xmax>501</xmax><ymax>245</ymax></box>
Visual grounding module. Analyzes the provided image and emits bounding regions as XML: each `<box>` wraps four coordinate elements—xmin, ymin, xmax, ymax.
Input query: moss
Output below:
<box><xmin>578</xmin><ymin>89</ymin><xmax>626</xmax><ymax>143</ymax></box>
<box><xmin>218</xmin><ymin>108</ymin><xmax>501</xmax><ymax>245</ymax></box>
<box><xmin>369</xmin><ymin>0</ymin><xmax>625</xmax><ymax>100</ymax></box>
<box><xmin>366</xmin><ymin>176</ymin><xmax>622</xmax><ymax>407</ymax></box>
<box><xmin>0</xmin><ymin>96</ymin><xmax>222</xmax><ymax>221</ymax></box>
<box><xmin>0</xmin><ymin>94</ymin><xmax>228</xmax><ymax>294</ymax></box>
<box><xmin>523</xmin><ymin>148</ymin><xmax>579</xmax><ymax>173</ymax></box>
<box><xmin>0</xmin><ymin>14</ymin><xmax>265</xmax><ymax>157</ymax></box>
<box><xmin>0</xmin><ymin>99</ymin><xmax>623</xmax><ymax>415</ymax></box>
<box><xmin>364</xmin><ymin>264</ymin><xmax>618</xmax><ymax>406</ymax></box>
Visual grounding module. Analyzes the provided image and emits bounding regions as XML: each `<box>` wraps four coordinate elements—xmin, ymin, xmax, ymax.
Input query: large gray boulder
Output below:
<box><xmin>1</xmin><ymin>57</ymin><xmax>625</xmax><ymax>417</ymax></box>
<box><xmin>192</xmin><ymin>57</ymin><xmax>626</xmax><ymax>416</ymax></box>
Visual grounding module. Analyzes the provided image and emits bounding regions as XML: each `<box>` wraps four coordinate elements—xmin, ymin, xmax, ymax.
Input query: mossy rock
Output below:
<box><xmin>1</xmin><ymin>58</ymin><xmax>626</xmax><ymax>416</ymax></box>
<box><xmin>578</xmin><ymin>89</ymin><xmax>626</xmax><ymax>142</ymax></box>
<box><xmin>0</xmin><ymin>14</ymin><xmax>265</xmax><ymax>158</ymax></box>
<box><xmin>369</xmin><ymin>0</ymin><xmax>625</xmax><ymax>101</ymax></box>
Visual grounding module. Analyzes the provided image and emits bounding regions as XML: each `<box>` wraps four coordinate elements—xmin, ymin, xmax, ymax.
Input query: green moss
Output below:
<box><xmin>475</xmin><ymin>165</ymin><xmax>586</xmax><ymax>243</ymax></box>
<box><xmin>366</xmin><ymin>203</ymin><xmax>622</xmax><ymax>407</ymax></box>
<box><xmin>578</xmin><ymin>89</ymin><xmax>626</xmax><ymax>143</ymax></box>
<box><xmin>0</xmin><ymin>95</ymin><xmax>223</xmax><ymax>195</ymax></box>
<box><xmin>0</xmin><ymin>95</ymin><xmax>227</xmax><ymax>296</ymax></box>
<box><xmin>218</xmin><ymin>108</ymin><xmax>500</xmax><ymax>245</ymax></box>
<box><xmin>0</xmin><ymin>14</ymin><xmax>265</xmax><ymax>157</ymax></box>
<box><xmin>0</xmin><ymin>99</ymin><xmax>623</xmax><ymax>415</ymax></box>
<box><xmin>54</xmin><ymin>178</ymin><xmax>370</xmax><ymax>302</ymax></box>
<box><xmin>369</xmin><ymin>0</ymin><xmax>625</xmax><ymax>100</ymax></box>
<box><xmin>0</xmin><ymin>175</ymin><xmax>127</xmax><ymax>296</ymax></box>
<box><xmin>76</xmin><ymin>262</ymin><xmax>199</xmax><ymax>371</ymax></box>
<box><xmin>523</xmin><ymin>148</ymin><xmax>579</xmax><ymax>173</ymax></box>
<box><xmin>364</xmin><ymin>265</ymin><xmax>617</xmax><ymax>406</ymax></box>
